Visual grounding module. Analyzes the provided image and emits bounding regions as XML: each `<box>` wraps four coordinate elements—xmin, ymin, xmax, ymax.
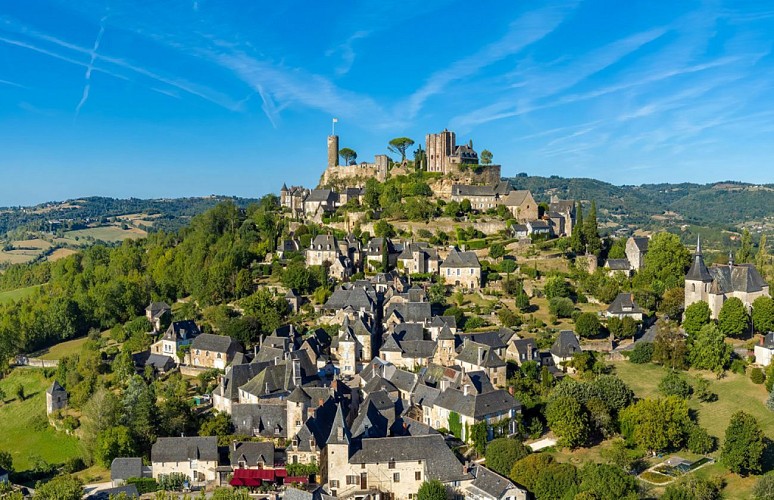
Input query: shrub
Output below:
<box><xmin>629</xmin><ymin>342</ymin><xmax>653</xmax><ymax>364</ymax></box>
<box><xmin>575</xmin><ymin>312</ymin><xmax>601</xmax><ymax>338</ymax></box>
<box><xmin>549</xmin><ymin>297</ymin><xmax>575</xmax><ymax>318</ymax></box>
<box><xmin>659</xmin><ymin>371</ymin><xmax>692</xmax><ymax>399</ymax></box>
<box><xmin>127</xmin><ymin>477</ymin><xmax>159</xmax><ymax>494</ymax></box>
<box><xmin>750</xmin><ymin>367</ymin><xmax>766</xmax><ymax>384</ymax></box>
<box><xmin>687</xmin><ymin>424</ymin><xmax>715</xmax><ymax>454</ymax></box>
<box><xmin>730</xmin><ymin>358</ymin><xmax>747</xmax><ymax>375</ymax></box>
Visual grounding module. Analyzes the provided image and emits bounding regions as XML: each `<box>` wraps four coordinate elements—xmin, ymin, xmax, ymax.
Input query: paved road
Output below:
<box><xmin>527</xmin><ymin>437</ymin><xmax>557</xmax><ymax>451</ymax></box>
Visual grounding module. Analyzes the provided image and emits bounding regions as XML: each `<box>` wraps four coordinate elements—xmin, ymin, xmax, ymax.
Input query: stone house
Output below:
<box><xmin>145</xmin><ymin>301</ymin><xmax>171</xmax><ymax>332</ymax></box>
<box><xmin>625</xmin><ymin>236</ymin><xmax>649</xmax><ymax>271</ymax></box>
<box><xmin>550</xmin><ymin>331</ymin><xmax>581</xmax><ymax>367</ymax></box>
<box><xmin>455</xmin><ymin>341</ymin><xmax>507</xmax><ymax>388</ymax></box>
<box><xmin>397</xmin><ymin>242</ymin><xmax>441</xmax><ymax>274</ymax></box>
<box><xmin>151</xmin><ymin>436</ymin><xmax>219</xmax><ymax>485</ymax></box>
<box><xmin>424</xmin><ymin>386</ymin><xmax>521</xmax><ymax>442</ymax></box>
<box><xmin>303</xmin><ymin>189</ymin><xmax>338</xmax><ymax>219</ymax></box>
<box><xmin>440</xmin><ymin>247</ymin><xmax>481</xmax><ymax>289</ymax></box>
<box><xmin>322</xmin><ymin>285</ymin><xmax>378</xmax><ymax>325</ymax></box>
<box><xmin>605</xmin><ymin>293</ymin><xmax>644</xmax><ymax>321</ymax></box>
<box><xmin>110</xmin><ymin>457</ymin><xmax>151</xmax><ymax>487</ymax></box>
<box><xmin>685</xmin><ymin>237</ymin><xmax>770</xmax><ymax>319</ymax></box>
<box><xmin>277</xmin><ymin>239</ymin><xmax>301</xmax><ymax>259</ymax></box>
<box><xmin>506</xmin><ymin>338</ymin><xmax>538</xmax><ymax>366</ymax></box>
<box><xmin>548</xmin><ymin>196</ymin><xmax>576</xmax><ymax>236</ymax></box>
<box><xmin>364</xmin><ymin>237</ymin><xmax>397</xmax><ymax>272</ymax></box>
<box><xmin>754</xmin><ymin>332</ymin><xmax>774</xmax><ymax>367</ymax></box>
<box><xmin>151</xmin><ymin>320</ymin><xmax>201</xmax><ymax>364</ymax></box>
<box><xmin>526</xmin><ymin>219</ymin><xmax>551</xmax><ymax>236</ymax></box>
<box><xmin>280</xmin><ymin>184</ymin><xmax>309</xmax><ymax>217</ymax></box>
<box><xmin>450</xmin><ymin>182</ymin><xmax>511</xmax><ymax>211</ymax></box>
<box><xmin>306</xmin><ymin>234</ymin><xmax>340</xmax><ymax>268</ymax></box>
<box><xmin>46</xmin><ymin>380</ymin><xmax>68</xmax><ymax>414</ymax></box>
<box><xmin>464</xmin><ymin>465</ymin><xmax>528</xmax><ymax>500</ymax></box>
<box><xmin>501</xmin><ymin>190</ymin><xmax>538</xmax><ymax>221</ymax></box>
<box><xmin>189</xmin><ymin>333</ymin><xmax>242</xmax><ymax>370</ymax></box>
<box><xmin>330</xmin><ymin>316</ymin><xmax>375</xmax><ymax>376</ymax></box>
<box><xmin>604</xmin><ymin>258</ymin><xmax>632</xmax><ymax>277</ymax></box>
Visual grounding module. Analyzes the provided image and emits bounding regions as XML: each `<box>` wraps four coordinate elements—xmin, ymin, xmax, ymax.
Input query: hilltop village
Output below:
<box><xmin>0</xmin><ymin>130</ymin><xmax>773</xmax><ymax>499</ymax></box>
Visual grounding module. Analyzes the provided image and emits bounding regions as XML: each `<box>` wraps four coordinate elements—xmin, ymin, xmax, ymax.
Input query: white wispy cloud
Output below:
<box><xmin>0</xmin><ymin>78</ymin><xmax>23</xmax><ymax>87</ymax></box>
<box><xmin>403</xmin><ymin>2</ymin><xmax>579</xmax><ymax>120</ymax></box>
<box><xmin>326</xmin><ymin>31</ymin><xmax>369</xmax><ymax>76</ymax></box>
<box><xmin>75</xmin><ymin>15</ymin><xmax>107</xmax><ymax>117</ymax></box>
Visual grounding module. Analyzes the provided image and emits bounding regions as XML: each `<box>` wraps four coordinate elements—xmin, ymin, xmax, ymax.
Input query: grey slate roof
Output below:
<box><xmin>191</xmin><ymin>333</ymin><xmax>242</xmax><ymax>354</ymax></box>
<box><xmin>761</xmin><ymin>332</ymin><xmax>774</xmax><ymax>349</ymax></box>
<box><xmin>232</xmin><ymin>403</ymin><xmax>288</xmax><ymax>437</ymax></box>
<box><xmin>469</xmin><ymin>465</ymin><xmax>524</xmax><ymax>499</ymax></box>
<box><xmin>306</xmin><ymin>189</ymin><xmax>336</xmax><ymax>203</ymax></box>
<box><xmin>440</xmin><ymin>248</ymin><xmax>481</xmax><ymax>269</ymax></box>
<box><xmin>324</xmin><ymin>286</ymin><xmax>376</xmax><ymax>312</ymax></box>
<box><xmin>708</xmin><ymin>264</ymin><xmax>768</xmax><ymax>294</ymax></box>
<box><xmin>458</xmin><ymin>331</ymin><xmax>507</xmax><ymax>351</ymax></box>
<box><xmin>151</xmin><ymin>436</ymin><xmax>218</xmax><ymax>463</ymax></box>
<box><xmin>686</xmin><ymin>239</ymin><xmax>713</xmax><ymax>282</ymax></box>
<box><xmin>349</xmin><ymin>434</ymin><xmax>470</xmax><ymax>483</ymax></box>
<box><xmin>110</xmin><ymin>457</ymin><xmax>143</xmax><ymax>481</ymax></box>
<box><xmin>162</xmin><ymin>320</ymin><xmax>200</xmax><ymax>341</ymax></box>
<box><xmin>384</xmin><ymin>302</ymin><xmax>432</xmax><ymax>323</ymax></box>
<box><xmin>605</xmin><ymin>258</ymin><xmax>631</xmax><ymax>271</ymax></box>
<box><xmin>433</xmin><ymin>388</ymin><xmax>520</xmax><ymax>419</ymax></box>
<box><xmin>47</xmin><ymin>380</ymin><xmax>66</xmax><ymax>395</ymax></box>
<box><xmin>310</xmin><ymin>234</ymin><xmax>338</xmax><ymax>250</ymax></box>
<box><xmin>230</xmin><ymin>441</ymin><xmax>276</xmax><ymax>467</ymax></box>
<box><xmin>630</xmin><ymin>236</ymin><xmax>649</xmax><ymax>252</ymax></box>
<box><xmin>456</xmin><ymin>341</ymin><xmax>505</xmax><ymax>368</ymax></box>
<box><xmin>550</xmin><ymin>331</ymin><xmax>581</xmax><ymax>358</ymax></box>
<box><xmin>607</xmin><ymin>293</ymin><xmax>643</xmax><ymax>314</ymax></box>
<box><xmin>146</xmin><ymin>301</ymin><xmax>171</xmax><ymax>315</ymax></box>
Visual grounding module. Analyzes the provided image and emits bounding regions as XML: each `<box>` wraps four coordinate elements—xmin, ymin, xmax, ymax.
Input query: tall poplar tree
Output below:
<box><xmin>584</xmin><ymin>200</ymin><xmax>602</xmax><ymax>256</ymax></box>
<box><xmin>570</xmin><ymin>201</ymin><xmax>585</xmax><ymax>254</ymax></box>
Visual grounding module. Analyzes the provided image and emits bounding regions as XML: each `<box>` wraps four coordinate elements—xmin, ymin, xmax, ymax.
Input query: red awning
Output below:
<box><xmin>230</xmin><ymin>477</ymin><xmax>262</xmax><ymax>487</ymax></box>
<box><xmin>285</xmin><ymin>476</ymin><xmax>309</xmax><ymax>484</ymax></box>
<box><xmin>274</xmin><ymin>468</ymin><xmax>287</xmax><ymax>478</ymax></box>
<box><xmin>232</xmin><ymin>467</ymin><xmax>288</xmax><ymax>482</ymax></box>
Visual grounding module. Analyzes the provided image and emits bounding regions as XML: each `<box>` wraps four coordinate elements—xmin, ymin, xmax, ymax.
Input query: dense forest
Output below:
<box><xmin>0</xmin><ymin>195</ymin><xmax>260</xmax><ymax>236</ymax></box>
<box><xmin>507</xmin><ymin>175</ymin><xmax>774</xmax><ymax>228</ymax></box>
<box><xmin>0</xmin><ymin>196</ymin><xmax>286</xmax><ymax>367</ymax></box>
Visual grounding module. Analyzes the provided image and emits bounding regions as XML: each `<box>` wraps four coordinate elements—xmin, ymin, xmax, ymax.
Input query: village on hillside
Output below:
<box><xmin>0</xmin><ymin>129</ymin><xmax>773</xmax><ymax>500</ymax></box>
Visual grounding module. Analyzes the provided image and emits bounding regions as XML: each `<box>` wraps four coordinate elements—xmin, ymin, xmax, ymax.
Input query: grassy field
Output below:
<box><xmin>0</xmin><ymin>284</ymin><xmax>43</xmax><ymax>304</ymax></box>
<box><xmin>0</xmin><ymin>250</ymin><xmax>37</xmax><ymax>265</ymax></box>
<box><xmin>37</xmin><ymin>336</ymin><xmax>90</xmax><ymax>360</ymax></box>
<box><xmin>611</xmin><ymin>360</ymin><xmax>773</xmax><ymax>498</ymax></box>
<box><xmin>48</xmin><ymin>248</ymin><xmax>78</xmax><ymax>262</ymax></box>
<box><xmin>0</xmin><ymin>369</ymin><xmax>81</xmax><ymax>471</ymax></box>
<box><xmin>63</xmin><ymin>225</ymin><xmax>147</xmax><ymax>243</ymax></box>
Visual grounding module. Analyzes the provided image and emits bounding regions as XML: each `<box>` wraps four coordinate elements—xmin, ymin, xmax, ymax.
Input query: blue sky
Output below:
<box><xmin>1</xmin><ymin>1</ymin><xmax>773</xmax><ymax>206</ymax></box>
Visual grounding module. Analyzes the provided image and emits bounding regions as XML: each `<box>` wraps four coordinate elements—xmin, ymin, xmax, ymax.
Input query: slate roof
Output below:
<box><xmin>110</xmin><ymin>457</ymin><xmax>143</xmax><ymax>481</ymax></box>
<box><xmin>132</xmin><ymin>352</ymin><xmax>175</xmax><ymax>372</ymax></box>
<box><xmin>630</xmin><ymin>236</ymin><xmax>649</xmax><ymax>252</ymax></box>
<box><xmin>162</xmin><ymin>320</ymin><xmax>201</xmax><ymax>341</ymax></box>
<box><xmin>761</xmin><ymin>332</ymin><xmax>774</xmax><ymax>349</ymax></box>
<box><xmin>605</xmin><ymin>258</ymin><xmax>631</xmax><ymax>271</ymax></box>
<box><xmin>400</xmin><ymin>340</ymin><xmax>437</xmax><ymax>359</ymax></box>
<box><xmin>388</xmin><ymin>369</ymin><xmax>418</xmax><ymax>394</ymax></box>
<box><xmin>708</xmin><ymin>264</ymin><xmax>768</xmax><ymax>294</ymax></box>
<box><xmin>230</xmin><ymin>441</ymin><xmax>276</xmax><ymax>467</ymax></box>
<box><xmin>607</xmin><ymin>293</ymin><xmax>643</xmax><ymax>314</ymax></box>
<box><xmin>456</xmin><ymin>341</ymin><xmax>505</xmax><ymax>368</ymax></box>
<box><xmin>550</xmin><ymin>331</ymin><xmax>581</xmax><ymax>358</ymax></box>
<box><xmin>458</xmin><ymin>331</ymin><xmax>507</xmax><ymax>351</ymax></box>
<box><xmin>468</xmin><ymin>465</ymin><xmax>523</xmax><ymax>499</ymax></box>
<box><xmin>47</xmin><ymin>380</ymin><xmax>66</xmax><ymax>395</ymax></box>
<box><xmin>232</xmin><ymin>403</ymin><xmax>288</xmax><ymax>438</ymax></box>
<box><xmin>438</xmin><ymin>324</ymin><xmax>455</xmax><ymax>340</ymax></box>
<box><xmin>310</xmin><ymin>234</ymin><xmax>338</xmax><ymax>250</ymax></box>
<box><xmin>385</xmin><ymin>302</ymin><xmax>432</xmax><ymax>323</ymax></box>
<box><xmin>510</xmin><ymin>338</ymin><xmax>537</xmax><ymax>357</ymax></box>
<box><xmin>349</xmin><ymin>434</ymin><xmax>470</xmax><ymax>483</ymax></box>
<box><xmin>306</xmin><ymin>189</ymin><xmax>336</xmax><ymax>203</ymax></box>
<box><xmin>365</xmin><ymin>237</ymin><xmax>395</xmax><ymax>256</ymax></box>
<box><xmin>326</xmin><ymin>404</ymin><xmax>351</xmax><ymax>446</ymax></box>
<box><xmin>686</xmin><ymin>238</ymin><xmax>713</xmax><ymax>282</ymax></box>
<box><xmin>151</xmin><ymin>436</ymin><xmax>218</xmax><ymax>463</ymax></box>
<box><xmin>440</xmin><ymin>248</ymin><xmax>481</xmax><ymax>269</ymax></box>
<box><xmin>191</xmin><ymin>333</ymin><xmax>242</xmax><ymax>354</ymax></box>
<box><xmin>145</xmin><ymin>301</ymin><xmax>170</xmax><ymax>315</ymax></box>
<box><xmin>433</xmin><ymin>388</ymin><xmax>520</xmax><ymax>419</ymax></box>
<box><xmin>363</xmin><ymin>376</ymin><xmax>398</xmax><ymax>395</ymax></box>
<box><xmin>501</xmin><ymin>190</ymin><xmax>533</xmax><ymax>207</ymax></box>
<box><xmin>324</xmin><ymin>286</ymin><xmax>377</xmax><ymax>312</ymax></box>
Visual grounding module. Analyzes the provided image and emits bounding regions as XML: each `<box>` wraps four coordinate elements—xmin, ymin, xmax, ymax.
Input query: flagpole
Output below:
<box><xmin>332</xmin><ymin>117</ymin><xmax>338</xmax><ymax>136</ymax></box>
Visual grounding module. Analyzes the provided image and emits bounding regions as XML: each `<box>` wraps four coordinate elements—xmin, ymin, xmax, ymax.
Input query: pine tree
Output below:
<box><xmin>570</xmin><ymin>201</ymin><xmax>585</xmax><ymax>254</ymax></box>
<box><xmin>737</xmin><ymin>228</ymin><xmax>753</xmax><ymax>263</ymax></box>
<box><xmin>757</xmin><ymin>234</ymin><xmax>769</xmax><ymax>270</ymax></box>
<box><xmin>584</xmin><ymin>200</ymin><xmax>602</xmax><ymax>256</ymax></box>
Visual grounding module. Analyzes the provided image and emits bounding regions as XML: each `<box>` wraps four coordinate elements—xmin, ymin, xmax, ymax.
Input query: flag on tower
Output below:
<box><xmin>332</xmin><ymin>118</ymin><xmax>338</xmax><ymax>123</ymax></box>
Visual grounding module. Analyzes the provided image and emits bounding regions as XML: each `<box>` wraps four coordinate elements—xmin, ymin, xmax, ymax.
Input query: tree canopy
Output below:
<box><xmin>720</xmin><ymin>411</ymin><xmax>765</xmax><ymax>475</ymax></box>
<box><xmin>387</xmin><ymin>137</ymin><xmax>415</xmax><ymax>163</ymax></box>
<box><xmin>717</xmin><ymin>297</ymin><xmax>750</xmax><ymax>337</ymax></box>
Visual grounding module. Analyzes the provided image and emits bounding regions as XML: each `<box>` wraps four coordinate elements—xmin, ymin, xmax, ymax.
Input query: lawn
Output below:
<box><xmin>0</xmin><ymin>284</ymin><xmax>43</xmax><ymax>304</ymax></box>
<box><xmin>0</xmin><ymin>369</ymin><xmax>81</xmax><ymax>471</ymax></box>
<box><xmin>37</xmin><ymin>336</ymin><xmax>90</xmax><ymax>360</ymax></box>
<box><xmin>47</xmin><ymin>248</ymin><xmax>78</xmax><ymax>262</ymax></box>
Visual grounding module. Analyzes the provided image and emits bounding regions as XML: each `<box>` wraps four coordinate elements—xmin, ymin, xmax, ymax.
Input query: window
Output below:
<box><xmin>346</xmin><ymin>475</ymin><xmax>359</xmax><ymax>485</ymax></box>
<box><xmin>330</xmin><ymin>480</ymin><xmax>339</xmax><ymax>488</ymax></box>
<box><xmin>388</xmin><ymin>460</ymin><xmax>396</xmax><ymax>469</ymax></box>
<box><xmin>361</xmin><ymin>463</ymin><xmax>366</xmax><ymax>469</ymax></box>
<box><xmin>195</xmin><ymin>349</ymin><xmax>200</xmax><ymax>355</ymax></box>
<box><xmin>393</xmin><ymin>473</ymin><xmax>400</xmax><ymax>482</ymax></box>
<box><xmin>415</xmin><ymin>471</ymin><xmax>422</xmax><ymax>481</ymax></box>
<box><xmin>217</xmin><ymin>353</ymin><xmax>222</xmax><ymax>359</ymax></box>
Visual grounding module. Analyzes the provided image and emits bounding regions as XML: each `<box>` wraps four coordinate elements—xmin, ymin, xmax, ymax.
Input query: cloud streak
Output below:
<box><xmin>75</xmin><ymin>15</ymin><xmax>107</xmax><ymax>117</ymax></box>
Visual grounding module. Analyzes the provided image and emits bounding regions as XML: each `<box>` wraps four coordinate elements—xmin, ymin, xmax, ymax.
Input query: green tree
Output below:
<box><xmin>338</xmin><ymin>147</ymin><xmax>357</xmax><ymax>165</ymax></box>
<box><xmin>577</xmin><ymin>463</ymin><xmax>639</xmax><ymax>499</ymax></box>
<box><xmin>543</xmin><ymin>276</ymin><xmax>570</xmax><ymax>299</ymax></box>
<box><xmin>662</xmin><ymin>477</ymin><xmax>724</xmax><ymax>500</ymax></box>
<box><xmin>94</xmin><ymin>425</ymin><xmax>136</xmax><ymax>468</ymax></box>
<box><xmin>373</xmin><ymin>220</ymin><xmax>396</xmax><ymax>238</ymax></box>
<box><xmin>600</xmin><ymin>439</ymin><xmax>641</xmax><ymax>472</ymax></box>
<box><xmin>756</xmin><ymin>234</ymin><xmax>769</xmax><ymax>270</ymax></box>
<box><xmin>737</xmin><ymin>228</ymin><xmax>753</xmax><ymax>263</ymax></box>
<box><xmin>387</xmin><ymin>137</ymin><xmax>415</xmax><ymax>163</ymax></box>
<box><xmin>470</xmin><ymin>421</ymin><xmax>488</xmax><ymax>455</ymax></box>
<box><xmin>533</xmin><ymin>462</ymin><xmax>579</xmax><ymax>500</ymax></box>
<box><xmin>659</xmin><ymin>371</ymin><xmax>692</xmax><ymax>398</ymax></box>
<box><xmin>628</xmin><ymin>342</ymin><xmax>653</xmax><ymax>364</ymax></box>
<box><xmin>583</xmin><ymin>201</ymin><xmax>602</xmax><ymax>256</ymax></box>
<box><xmin>549</xmin><ymin>297</ymin><xmax>574</xmax><ymax>318</ymax></box>
<box><xmin>752</xmin><ymin>296</ymin><xmax>774</xmax><ymax>334</ymax></box>
<box><xmin>363</xmin><ymin>178</ymin><xmax>382</xmax><ymax>210</ymax></box>
<box><xmin>721</xmin><ymin>411</ymin><xmax>765</xmax><ymax>475</ymax></box>
<box><xmin>686</xmin><ymin>424</ymin><xmax>715</xmax><ymax>454</ymax></box>
<box><xmin>200</xmin><ymin>411</ymin><xmax>234</xmax><ymax>438</ymax></box>
<box><xmin>0</xmin><ymin>450</ymin><xmax>12</xmax><ymax>473</ymax></box>
<box><xmin>718</xmin><ymin>297</ymin><xmax>750</xmax><ymax>337</ymax></box>
<box><xmin>460</xmin><ymin>199</ymin><xmax>472</xmax><ymax>214</ymax></box>
<box><xmin>14</xmin><ymin>384</ymin><xmax>24</xmax><ymax>402</ymax></box>
<box><xmin>575</xmin><ymin>313</ymin><xmax>601</xmax><ymax>338</ymax></box>
<box><xmin>485</xmin><ymin>438</ymin><xmax>530</xmax><ymax>476</ymax></box>
<box><xmin>417</xmin><ymin>479</ymin><xmax>447</xmax><ymax>500</ymax></box>
<box><xmin>635</xmin><ymin>232</ymin><xmax>692</xmax><ymax>296</ymax></box>
<box><xmin>489</xmin><ymin>243</ymin><xmax>505</xmax><ymax>261</ymax></box>
<box><xmin>689</xmin><ymin>323</ymin><xmax>732</xmax><ymax>373</ymax></box>
<box><xmin>653</xmin><ymin>322</ymin><xmax>688</xmax><ymax>370</ymax></box>
<box><xmin>592</xmin><ymin>375</ymin><xmax>634</xmax><ymax>412</ymax></box>
<box><xmin>683</xmin><ymin>301</ymin><xmax>711</xmax><ymax>336</ymax></box>
<box><xmin>619</xmin><ymin>396</ymin><xmax>691</xmax><ymax>453</ymax></box>
<box><xmin>545</xmin><ymin>396</ymin><xmax>589</xmax><ymax>448</ymax></box>
<box><xmin>34</xmin><ymin>474</ymin><xmax>84</xmax><ymax>500</ymax></box>
<box><xmin>659</xmin><ymin>287</ymin><xmax>685</xmax><ymax>321</ymax></box>
<box><xmin>480</xmin><ymin>149</ymin><xmax>493</xmax><ymax>165</ymax></box>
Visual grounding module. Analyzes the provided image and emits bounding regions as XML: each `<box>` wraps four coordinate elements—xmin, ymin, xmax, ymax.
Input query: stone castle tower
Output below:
<box><xmin>426</xmin><ymin>129</ymin><xmax>456</xmax><ymax>173</ymax></box>
<box><xmin>327</xmin><ymin>135</ymin><xmax>339</xmax><ymax>169</ymax></box>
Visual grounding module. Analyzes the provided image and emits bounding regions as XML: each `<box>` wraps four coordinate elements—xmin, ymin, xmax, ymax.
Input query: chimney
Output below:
<box><xmin>293</xmin><ymin>358</ymin><xmax>301</xmax><ymax>386</ymax></box>
<box><xmin>478</xmin><ymin>346</ymin><xmax>484</xmax><ymax>365</ymax></box>
<box><xmin>254</xmin><ymin>344</ymin><xmax>258</xmax><ymax>357</ymax></box>
<box><xmin>233</xmin><ymin>441</ymin><xmax>238</xmax><ymax>452</ymax></box>
<box><xmin>508</xmin><ymin>386</ymin><xmax>514</xmax><ymax>395</ymax></box>
<box><xmin>463</xmin><ymin>384</ymin><xmax>470</xmax><ymax>396</ymax></box>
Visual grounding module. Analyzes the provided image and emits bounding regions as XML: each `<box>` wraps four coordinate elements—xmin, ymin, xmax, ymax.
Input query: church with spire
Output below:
<box><xmin>685</xmin><ymin>236</ymin><xmax>769</xmax><ymax>319</ymax></box>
